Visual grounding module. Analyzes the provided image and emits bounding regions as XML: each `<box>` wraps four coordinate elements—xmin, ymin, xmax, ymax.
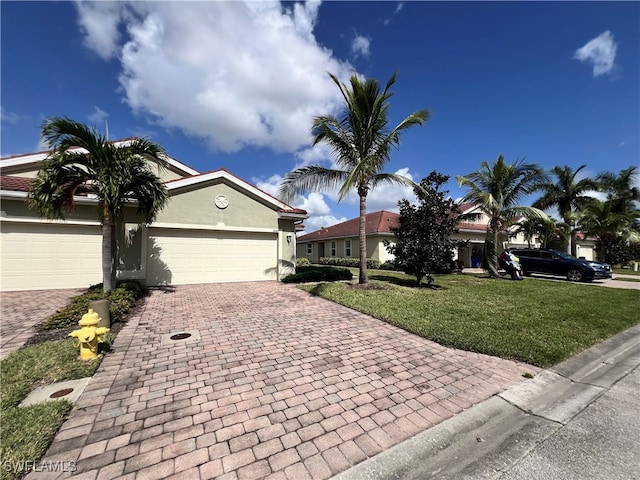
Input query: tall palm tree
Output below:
<box><xmin>597</xmin><ymin>166</ymin><xmax>640</xmax><ymax>215</ymax></box>
<box><xmin>29</xmin><ymin>117</ymin><xmax>169</xmax><ymax>292</ymax></box>
<box><xmin>533</xmin><ymin>164</ymin><xmax>598</xmax><ymax>255</ymax></box>
<box><xmin>457</xmin><ymin>155</ymin><xmax>548</xmax><ymax>277</ymax></box>
<box><xmin>279</xmin><ymin>72</ymin><xmax>429</xmax><ymax>285</ymax></box>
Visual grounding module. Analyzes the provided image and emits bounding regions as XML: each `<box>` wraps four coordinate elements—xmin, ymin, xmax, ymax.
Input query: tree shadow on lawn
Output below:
<box><xmin>365</xmin><ymin>273</ymin><xmax>448</xmax><ymax>290</ymax></box>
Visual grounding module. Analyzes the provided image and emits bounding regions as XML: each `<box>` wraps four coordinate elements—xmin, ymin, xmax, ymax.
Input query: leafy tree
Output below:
<box><xmin>386</xmin><ymin>172</ymin><xmax>461</xmax><ymax>286</ymax></box>
<box><xmin>533</xmin><ymin>164</ymin><xmax>598</xmax><ymax>255</ymax></box>
<box><xmin>29</xmin><ymin>117</ymin><xmax>169</xmax><ymax>292</ymax></box>
<box><xmin>279</xmin><ymin>72</ymin><xmax>429</xmax><ymax>285</ymax></box>
<box><xmin>457</xmin><ymin>155</ymin><xmax>547</xmax><ymax>277</ymax></box>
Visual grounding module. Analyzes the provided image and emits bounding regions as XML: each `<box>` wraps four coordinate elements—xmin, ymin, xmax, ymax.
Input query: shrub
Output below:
<box><xmin>282</xmin><ymin>266</ymin><xmax>352</xmax><ymax>283</ymax></box>
<box><xmin>296</xmin><ymin>257</ymin><xmax>311</xmax><ymax>267</ymax></box>
<box><xmin>319</xmin><ymin>257</ymin><xmax>381</xmax><ymax>269</ymax></box>
<box><xmin>42</xmin><ymin>281</ymin><xmax>144</xmax><ymax>330</ymax></box>
<box><xmin>379</xmin><ymin>261</ymin><xmax>396</xmax><ymax>271</ymax></box>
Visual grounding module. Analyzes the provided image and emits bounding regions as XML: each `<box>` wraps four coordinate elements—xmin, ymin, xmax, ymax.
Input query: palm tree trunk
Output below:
<box><xmin>358</xmin><ymin>192</ymin><xmax>368</xmax><ymax>285</ymax></box>
<box><xmin>102</xmin><ymin>216</ymin><xmax>113</xmax><ymax>293</ymax></box>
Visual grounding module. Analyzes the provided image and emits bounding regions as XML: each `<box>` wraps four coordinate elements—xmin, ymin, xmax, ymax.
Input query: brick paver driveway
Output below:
<box><xmin>31</xmin><ymin>282</ymin><xmax>539</xmax><ymax>480</ymax></box>
<box><xmin>1</xmin><ymin>288</ymin><xmax>84</xmax><ymax>360</ymax></box>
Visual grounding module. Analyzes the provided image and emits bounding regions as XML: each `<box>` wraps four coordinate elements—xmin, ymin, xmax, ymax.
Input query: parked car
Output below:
<box><xmin>505</xmin><ymin>248</ymin><xmax>612</xmax><ymax>282</ymax></box>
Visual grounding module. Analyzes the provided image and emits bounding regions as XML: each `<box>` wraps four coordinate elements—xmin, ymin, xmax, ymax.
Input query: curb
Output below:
<box><xmin>331</xmin><ymin>324</ymin><xmax>640</xmax><ymax>480</ymax></box>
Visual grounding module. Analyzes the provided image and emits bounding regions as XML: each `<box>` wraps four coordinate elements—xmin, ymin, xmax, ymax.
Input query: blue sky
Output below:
<box><xmin>2</xmin><ymin>1</ymin><xmax>638</xmax><ymax>232</ymax></box>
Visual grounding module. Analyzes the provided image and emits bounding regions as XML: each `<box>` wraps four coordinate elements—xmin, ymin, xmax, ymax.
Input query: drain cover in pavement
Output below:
<box><xmin>160</xmin><ymin>329</ymin><xmax>201</xmax><ymax>346</ymax></box>
<box><xmin>20</xmin><ymin>378</ymin><xmax>91</xmax><ymax>407</ymax></box>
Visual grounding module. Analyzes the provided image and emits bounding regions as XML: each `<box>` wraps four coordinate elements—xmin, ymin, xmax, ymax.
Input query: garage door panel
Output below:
<box><xmin>1</xmin><ymin>223</ymin><xmax>102</xmax><ymax>291</ymax></box>
<box><xmin>147</xmin><ymin>228</ymin><xmax>277</xmax><ymax>285</ymax></box>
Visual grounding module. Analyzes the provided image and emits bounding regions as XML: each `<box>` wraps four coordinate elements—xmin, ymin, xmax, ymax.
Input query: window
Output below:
<box><xmin>330</xmin><ymin>241</ymin><xmax>337</xmax><ymax>256</ymax></box>
<box><xmin>345</xmin><ymin>240</ymin><xmax>352</xmax><ymax>257</ymax></box>
<box><xmin>307</xmin><ymin>243</ymin><xmax>312</xmax><ymax>255</ymax></box>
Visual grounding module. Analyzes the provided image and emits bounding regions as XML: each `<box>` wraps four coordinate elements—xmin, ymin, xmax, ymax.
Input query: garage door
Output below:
<box><xmin>147</xmin><ymin>228</ymin><xmax>278</xmax><ymax>285</ymax></box>
<box><xmin>1</xmin><ymin>222</ymin><xmax>102</xmax><ymax>291</ymax></box>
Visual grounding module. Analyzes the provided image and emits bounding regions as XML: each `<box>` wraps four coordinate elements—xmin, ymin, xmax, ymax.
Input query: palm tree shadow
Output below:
<box><xmin>368</xmin><ymin>273</ymin><xmax>447</xmax><ymax>290</ymax></box>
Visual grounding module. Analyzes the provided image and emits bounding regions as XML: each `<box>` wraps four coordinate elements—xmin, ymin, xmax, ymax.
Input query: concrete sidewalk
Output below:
<box><xmin>333</xmin><ymin>323</ymin><xmax>640</xmax><ymax>480</ymax></box>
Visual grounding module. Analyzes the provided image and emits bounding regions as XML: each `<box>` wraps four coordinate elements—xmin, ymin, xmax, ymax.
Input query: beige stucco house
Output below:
<box><xmin>0</xmin><ymin>141</ymin><xmax>307</xmax><ymax>291</ymax></box>
<box><xmin>296</xmin><ymin>204</ymin><xmax>596</xmax><ymax>267</ymax></box>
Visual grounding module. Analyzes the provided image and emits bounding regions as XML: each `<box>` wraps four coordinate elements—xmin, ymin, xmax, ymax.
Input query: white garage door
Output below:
<box><xmin>1</xmin><ymin>222</ymin><xmax>102</xmax><ymax>291</ymax></box>
<box><xmin>147</xmin><ymin>228</ymin><xmax>278</xmax><ymax>285</ymax></box>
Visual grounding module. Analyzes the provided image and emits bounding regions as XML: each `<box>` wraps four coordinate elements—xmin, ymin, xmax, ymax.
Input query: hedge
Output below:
<box><xmin>282</xmin><ymin>266</ymin><xmax>352</xmax><ymax>283</ymax></box>
<box><xmin>42</xmin><ymin>281</ymin><xmax>144</xmax><ymax>330</ymax></box>
<box><xmin>319</xmin><ymin>257</ymin><xmax>381</xmax><ymax>269</ymax></box>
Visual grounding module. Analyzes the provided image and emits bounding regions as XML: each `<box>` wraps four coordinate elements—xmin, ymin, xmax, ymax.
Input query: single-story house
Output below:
<box><xmin>0</xmin><ymin>140</ymin><xmax>307</xmax><ymax>291</ymax></box>
<box><xmin>296</xmin><ymin>204</ymin><xmax>597</xmax><ymax>267</ymax></box>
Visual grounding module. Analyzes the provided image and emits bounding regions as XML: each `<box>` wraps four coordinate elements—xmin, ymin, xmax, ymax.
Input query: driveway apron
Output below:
<box><xmin>1</xmin><ymin>288</ymin><xmax>84</xmax><ymax>360</ymax></box>
<box><xmin>29</xmin><ymin>282</ymin><xmax>539</xmax><ymax>480</ymax></box>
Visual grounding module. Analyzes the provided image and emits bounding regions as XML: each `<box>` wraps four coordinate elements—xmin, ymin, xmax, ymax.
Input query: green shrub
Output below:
<box><xmin>379</xmin><ymin>261</ymin><xmax>396</xmax><ymax>271</ymax></box>
<box><xmin>282</xmin><ymin>266</ymin><xmax>352</xmax><ymax>283</ymax></box>
<box><xmin>319</xmin><ymin>257</ymin><xmax>381</xmax><ymax>269</ymax></box>
<box><xmin>42</xmin><ymin>281</ymin><xmax>144</xmax><ymax>330</ymax></box>
<box><xmin>296</xmin><ymin>257</ymin><xmax>311</xmax><ymax>267</ymax></box>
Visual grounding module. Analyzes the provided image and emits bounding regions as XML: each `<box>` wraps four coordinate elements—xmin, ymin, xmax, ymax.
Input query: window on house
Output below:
<box><xmin>331</xmin><ymin>241</ymin><xmax>337</xmax><ymax>256</ymax></box>
<box><xmin>345</xmin><ymin>240</ymin><xmax>352</xmax><ymax>257</ymax></box>
<box><xmin>306</xmin><ymin>243</ymin><xmax>312</xmax><ymax>255</ymax></box>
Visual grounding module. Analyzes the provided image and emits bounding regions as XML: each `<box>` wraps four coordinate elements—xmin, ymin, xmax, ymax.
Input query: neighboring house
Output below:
<box><xmin>296</xmin><ymin>204</ymin><xmax>596</xmax><ymax>268</ymax></box>
<box><xmin>0</xmin><ymin>141</ymin><xmax>307</xmax><ymax>291</ymax></box>
<box><xmin>297</xmin><ymin>210</ymin><xmax>398</xmax><ymax>264</ymax></box>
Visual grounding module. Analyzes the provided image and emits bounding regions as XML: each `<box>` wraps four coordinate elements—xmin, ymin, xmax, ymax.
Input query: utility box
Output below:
<box><xmin>89</xmin><ymin>299</ymin><xmax>110</xmax><ymax>329</ymax></box>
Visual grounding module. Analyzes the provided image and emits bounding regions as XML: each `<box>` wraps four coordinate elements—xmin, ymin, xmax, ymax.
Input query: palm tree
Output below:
<box><xmin>578</xmin><ymin>199</ymin><xmax>639</xmax><ymax>263</ymax></box>
<box><xmin>532</xmin><ymin>164</ymin><xmax>598</xmax><ymax>255</ymax></box>
<box><xmin>279</xmin><ymin>72</ymin><xmax>429</xmax><ymax>285</ymax></box>
<box><xmin>457</xmin><ymin>155</ymin><xmax>548</xmax><ymax>277</ymax></box>
<box><xmin>597</xmin><ymin>166</ymin><xmax>640</xmax><ymax>215</ymax></box>
<box><xmin>29</xmin><ymin>117</ymin><xmax>169</xmax><ymax>292</ymax></box>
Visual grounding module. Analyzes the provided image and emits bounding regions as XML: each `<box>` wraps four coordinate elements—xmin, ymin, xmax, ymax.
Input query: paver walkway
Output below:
<box><xmin>29</xmin><ymin>282</ymin><xmax>539</xmax><ymax>480</ymax></box>
<box><xmin>0</xmin><ymin>288</ymin><xmax>84</xmax><ymax>360</ymax></box>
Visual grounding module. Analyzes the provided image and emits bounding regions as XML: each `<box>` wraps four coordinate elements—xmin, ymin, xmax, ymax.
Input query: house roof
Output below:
<box><xmin>298</xmin><ymin>211</ymin><xmax>399</xmax><ymax>241</ymax></box>
<box><xmin>0</xmin><ymin>138</ymin><xmax>200</xmax><ymax>177</ymax></box>
<box><xmin>0</xmin><ymin>176</ymin><xmax>32</xmax><ymax>192</ymax></box>
<box><xmin>0</xmin><ymin>168</ymin><xmax>307</xmax><ymax>219</ymax></box>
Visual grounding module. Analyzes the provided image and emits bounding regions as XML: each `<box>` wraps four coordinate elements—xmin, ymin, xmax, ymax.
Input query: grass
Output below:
<box><xmin>0</xmin><ymin>324</ymin><xmax>115</xmax><ymax>480</ymax></box>
<box><xmin>614</xmin><ymin>267</ymin><xmax>640</xmax><ymax>276</ymax></box>
<box><xmin>301</xmin><ymin>270</ymin><xmax>639</xmax><ymax>368</ymax></box>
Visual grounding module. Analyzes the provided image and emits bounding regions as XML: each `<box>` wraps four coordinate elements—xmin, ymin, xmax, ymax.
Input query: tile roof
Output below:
<box><xmin>298</xmin><ymin>211</ymin><xmax>399</xmax><ymax>241</ymax></box>
<box><xmin>0</xmin><ymin>176</ymin><xmax>32</xmax><ymax>192</ymax></box>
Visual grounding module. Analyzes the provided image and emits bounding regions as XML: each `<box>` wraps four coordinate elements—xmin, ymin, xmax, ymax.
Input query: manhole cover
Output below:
<box><xmin>170</xmin><ymin>333</ymin><xmax>192</xmax><ymax>340</ymax></box>
<box><xmin>49</xmin><ymin>388</ymin><xmax>74</xmax><ymax>399</ymax></box>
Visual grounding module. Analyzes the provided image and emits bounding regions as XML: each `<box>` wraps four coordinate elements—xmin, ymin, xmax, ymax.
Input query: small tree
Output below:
<box><xmin>386</xmin><ymin>172</ymin><xmax>461</xmax><ymax>286</ymax></box>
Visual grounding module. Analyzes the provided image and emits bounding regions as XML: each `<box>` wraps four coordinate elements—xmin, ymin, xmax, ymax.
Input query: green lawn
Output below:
<box><xmin>301</xmin><ymin>270</ymin><xmax>639</xmax><ymax>368</ymax></box>
<box><xmin>614</xmin><ymin>267</ymin><xmax>640</xmax><ymax>276</ymax></box>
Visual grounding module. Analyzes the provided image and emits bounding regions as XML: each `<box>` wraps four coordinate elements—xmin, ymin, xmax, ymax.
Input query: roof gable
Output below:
<box><xmin>165</xmin><ymin>168</ymin><xmax>306</xmax><ymax>217</ymax></box>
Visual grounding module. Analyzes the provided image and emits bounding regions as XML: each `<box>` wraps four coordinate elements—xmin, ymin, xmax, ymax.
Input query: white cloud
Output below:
<box><xmin>293</xmin><ymin>143</ymin><xmax>334</xmax><ymax>168</ymax></box>
<box><xmin>254</xmin><ymin>174</ymin><xmax>283</xmax><ymax>198</ymax></box>
<box><xmin>328</xmin><ymin>167</ymin><xmax>418</xmax><ymax>212</ymax></box>
<box><xmin>74</xmin><ymin>1</ymin><xmax>355</xmax><ymax>154</ymax></box>
<box><xmin>394</xmin><ymin>2</ymin><xmax>404</xmax><ymax>14</ymax></box>
<box><xmin>74</xmin><ymin>1</ymin><xmax>124</xmax><ymax>61</ymax></box>
<box><xmin>301</xmin><ymin>214</ymin><xmax>347</xmax><ymax>234</ymax></box>
<box><xmin>88</xmin><ymin>106</ymin><xmax>109</xmax><ymax>125</ymax></box>
<box><xmin>1</xmin><ymin>107</ymin><xmax>20</xmax><ymax>125</ymax></box>
<box><xmin>574</xmin><ymin>31</ymin><xmax>618</xmax><ymax>77</ymax></box>
<box><xmin>351</xmin><ymin>35</ymin><xmax>371</xmax><ymax>59</ymax></box>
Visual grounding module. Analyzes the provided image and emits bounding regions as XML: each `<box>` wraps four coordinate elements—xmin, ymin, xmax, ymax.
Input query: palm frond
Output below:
<box><xmin>278</xmin><ymin>166</ymin><xmax>350</xmax><ymax>203</ymax></box>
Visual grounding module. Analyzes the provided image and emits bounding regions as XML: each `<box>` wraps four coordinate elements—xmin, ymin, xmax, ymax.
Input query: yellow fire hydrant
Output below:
<box><xmin>69</xmin><ymin>309</ymin><xmax>110</xmax><ymax>360</ymax></box>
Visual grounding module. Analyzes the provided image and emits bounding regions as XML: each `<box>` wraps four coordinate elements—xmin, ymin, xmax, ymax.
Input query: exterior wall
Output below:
<box><xmin>278</xmin><ymin>219</ymin><xmax>297</xmax><ymax>277</ymax></box>
<box><xmin>157</xmin><ymin>182</ymin><xmax>277</xmax><ymax>229</ymax></box>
